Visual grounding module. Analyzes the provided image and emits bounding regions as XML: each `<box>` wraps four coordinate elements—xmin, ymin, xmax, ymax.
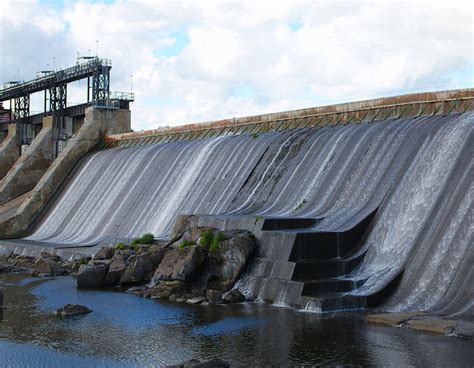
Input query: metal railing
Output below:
<box><xmin>98</xmin><ymin>96</ymin><xmax>474</xmax><ymax>151</ymax></box>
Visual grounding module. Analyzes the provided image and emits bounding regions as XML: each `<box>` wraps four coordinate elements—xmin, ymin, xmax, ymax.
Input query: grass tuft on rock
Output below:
<box><xmin>210</xmin><ymin>232</ymin><xmax>226</xmax><ymax>253</ymax></box>
<box><xmin>139</xmin><ymin>233</ymin><xmax>155</xmax><ymax>244</ymax></box>
<box><xmin>115</xmin><ymin>242</ymin><xmax>126</xmax><ymax>250</ymax></box>
<box><xmin>178</xmin><ymin>240</ymin><xmax>196</xmax><ymax>251</ymax></box>
<box><xmin>199</xmin><ymin>230</ymin><xmax>214</xmax><ymax>248</ymax></box>
<box><xmin>131</xmin><ymin>233</ymin><xmax>155</xmax><ymax>245</ymax></box>
<box><xmin>78</xmin><ymin>257</ymin><xmax>90</xmax><ymax>265</ymax></box>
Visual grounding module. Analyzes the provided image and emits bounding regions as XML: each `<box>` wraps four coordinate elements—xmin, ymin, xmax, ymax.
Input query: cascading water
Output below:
<box><xmin>22</xmin><ymin>112</ymin><xmax>473</xmax><ymax>317</ymax></box>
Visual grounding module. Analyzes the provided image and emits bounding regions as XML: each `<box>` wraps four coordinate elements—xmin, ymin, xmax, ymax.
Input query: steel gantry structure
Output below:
<box><xmin>0</xmin><ymin>57</ymin><xmax>134</xmax><ymax>147</ymax></box>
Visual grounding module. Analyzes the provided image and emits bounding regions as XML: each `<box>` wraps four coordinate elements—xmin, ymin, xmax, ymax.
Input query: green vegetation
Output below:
<box><xmin>251</xmin><ymin>133</ymin><xmax>259</xmax><ymax>139</ymax></box>
<box><xmin>115</xmin><ymin>242</ymin><xmax>126</xmax><ymax>250</ymax></box>
<box><xmin>78</xmin><ymin>257</ymin><xmax>90</xmax><ymax>265</ymax></box>
<box><xmin>210</xmin><ymin>232</ymin><xmax>226</xmax><ymax>253</ymax></box>
<box><xmin>139</xmin><ymin>233</ymin><xmax>155</xmax><ymax>244</ymax></box>
<box><xmin>294</xmin><ymin>199</ymin><xmax>307</xmax><ymax>212</ymax></box>
<box><xmin>199</xmin><ymin>230</ymin><xmax>214</xmax><ymax>248</ymax></box>
<box><xmin>178</xmin><ymin>240</ymin><xmax>196</xmax><ymax>251</ymax></box>
<box><xmin>131</xmin><ymin>233</ymin><xmax>155</xmax><ymax>245</ymax></box>
<box><xmin>131</xmin><ymin>244</ymin><xmax>139</xmax><ymax>251</ymax></box>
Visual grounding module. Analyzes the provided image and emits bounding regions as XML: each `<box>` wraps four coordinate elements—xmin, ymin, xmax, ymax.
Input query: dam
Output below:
<box><xmin>0</xmin><ymin>79</ymin><xmax>473</xmax><ymax>322</ymax></box>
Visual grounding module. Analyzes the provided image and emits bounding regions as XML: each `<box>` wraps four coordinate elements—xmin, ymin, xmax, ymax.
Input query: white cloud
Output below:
<box><xmin>0</xmin><ymin>0</ymin><xmax>472</xmax><ymax>130</ymax></box>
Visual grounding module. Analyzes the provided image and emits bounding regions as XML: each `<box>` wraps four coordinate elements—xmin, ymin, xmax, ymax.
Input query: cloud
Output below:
<box><xmin>0</xmin><ymin>0</ymin><xmax>472</xmax><ymax>130</ymax></box>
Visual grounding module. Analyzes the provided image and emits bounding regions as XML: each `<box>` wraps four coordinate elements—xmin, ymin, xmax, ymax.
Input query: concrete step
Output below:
<box><xmin>302</xmin><ymin>294</ymin><xmax>367</xmax><ymax>312</ymax></box>
<box><xmin>289</xmin><ymin>210</ymin><xmax>377</xmax><ymax>261</ymax></box>
<box><xmin>261</xmin><ymin>217</ymin><xmax>320</xmax><ymax>231</ymax></box>
<box><xmin>300</xmin><ymin>278</ymin><xmax>366</xmax><ymax>296</ymax></box>
<box><xmin>292</xmin><ymin>253</ymin><xmax>365</xmax><ymax>279</ymax></box>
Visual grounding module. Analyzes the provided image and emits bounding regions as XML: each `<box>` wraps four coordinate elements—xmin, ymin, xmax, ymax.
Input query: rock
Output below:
<box><xmin>186</xmin><ymin>296</ymin><xmax>207</xmax><ymax>304</ymax></box>
<box><xmin>94</xmin><ymin>247</ymin><xmax>114</xmax><ymax>260</ymax></box>
<box><xmin>366</xmin><ymin>312</ymin><xmax>425</xmax><ymax>327</ymax></box>
<box><xmin>406</xmin><ymin>316</ymin><xmax>457</xmax><ymax>335</ymax></box>
<box><xmin>119</xmin><ymin>252</ymin><xmax>154</xmax><ymax>285</ymax></box>
<box><xmin>167</xmin><ymin>359</ymin><xmax>230</xmax><ymax>368</ymax></box>
<box><xmin>147</xmin><ymin>281</ymin><xmax>187</xmax><ymax>299</ymax></box>
<box><xmin>149</xmin><ymin>245</ymin><xmax>169</xmax><ymax>268</ymax></box>
<box><xmin>222</xmin><ymin>289</ymin><xmax>245</xmax><ymax>303</ymax></box>
<box><xmin>153</xmin><ymin>246</ymin><xmax>207</xmax><ymax>282</ymax></box>
<box><xmin>104</xmin><ymin>254</ymin><xmax>127</xmax><ymax>285</ymax></box>
<box><xmin>193</xmin><ymin>360</ymin><xmax>230</xmax><ymax>368</ymax></box>
<box><xmin>61</xmin><ymin>260</ymin><xmax>80</xmax><ymax>272</ymax></box>
<box><xmin>34</xmin><ymin>257</ymin><xmax>65</xmax><ymax>275</ymax></box>
<box><xmin>206</xmin><ymin>289</ymin><xmax>223</xmax><ymax>304</ymax></box>
<box><xmin>77</xmin><ymin>264</ymin><xmax>107</xmax><ymax>287</ymax></box>
<box><xmin>115</xmin><ymin>249</ymin><xmax>132</xmax><ymax>259</ymax></box>
<box><xmin>39</xmin><ymin>252</ymin><xmax>61</xmax><ymax>263</ymax></box>
<box><xmin>207</xmin><ymin>232</ymin><xmax>256</xmax><ymax>291</ymax></box>
<box><xmin>454</xmin><ymin>320</ymin><xmax>474</xmax><ymax>340</ymax></box>
<box><xmin>170</xmin><ymin>214</ymin><xmax>194</xmax><ymax>240</ymax></box>
<box><xmin>0</xmin><ymin>290</ymin><xmax>3</xmax><ymax>306</ymax></box>
<box><xmin>55</xmin><ymin>304</ymin><xmax>92</xmax><ymax>317</ymax></box>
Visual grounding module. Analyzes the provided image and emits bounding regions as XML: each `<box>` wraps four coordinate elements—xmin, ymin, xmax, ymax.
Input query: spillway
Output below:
<box><xmin>22</xmin><ymin>112</ymin><xmax>474</xmax><ymax>317</ymax></box>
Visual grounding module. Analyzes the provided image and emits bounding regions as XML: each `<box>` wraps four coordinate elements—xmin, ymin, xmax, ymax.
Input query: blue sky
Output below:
<box><xmin>1</xmin><ymin>0</ymin><xmax>472</xmax><ymax>130</ymax></box>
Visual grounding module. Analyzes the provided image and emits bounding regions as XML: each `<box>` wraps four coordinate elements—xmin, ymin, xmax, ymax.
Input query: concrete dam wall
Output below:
<box><xmin>15</xmin><ymin>111</ymin><xmax>473</xmax><ymax>317</ymax></box>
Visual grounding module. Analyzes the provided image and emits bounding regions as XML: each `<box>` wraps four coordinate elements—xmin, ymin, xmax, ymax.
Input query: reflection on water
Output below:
<box><xmin>0</xmin><ymin>274</ymin><xmax>473</xmax><ymax>367</ymax></box>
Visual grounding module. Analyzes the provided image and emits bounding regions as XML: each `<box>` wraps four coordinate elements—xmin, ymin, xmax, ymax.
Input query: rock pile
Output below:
<box><xmin>77</xmin><ymin>226</ymin><xmax>256</xmax><ymax>305</ymax></box>
<box><xmin>0</xmin><ymin>251</ymin><xmax>79</xmax><ymax>276</ymax></box>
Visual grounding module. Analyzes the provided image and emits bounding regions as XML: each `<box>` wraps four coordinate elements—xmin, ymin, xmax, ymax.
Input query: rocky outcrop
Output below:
<box><xmin>154</xmin><ymin>246</ymin><xmax>207</xmax><ymax>282</ymax></box>
<box><xmin>0</xmin><ymin>290</ymin><xmax>4</xmax><ymax>306</ymax></box>
<box><xmin>120</xmin><ymin>252</ymin><xmax>154</xmax><ymax>285</ymax></box>
<box><xmin>222</xmin><ymin>289</ymin><xmax>245</xmax><ymax>303</ymax></box>
<box><xmin>56</xmin><ymin>304</ymin><xmax>92</xmax><ymax>317</ymax></box>
<box><xmin>0</xmin><ymin>251</ymin><xmax>77</xmax><ymax>275</ymax></box>
<box><xmin>104</xmin><ymin>253</ymin><xmax>127</xmax><ymax>285</ymax></box>
<box><xmin>206</xmin><ymin>232</ymin><xmax>256</xmax><ymax>291</ymax></box>
<box><xmin>77</xmin><ymin>263</ymin><xmax>107</xmax><ymax>287</ymax></box>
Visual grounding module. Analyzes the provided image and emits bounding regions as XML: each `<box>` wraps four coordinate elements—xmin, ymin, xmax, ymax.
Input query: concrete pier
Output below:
<box><xmin>0</xmin><ymin>107</ymin><xmax>130</xmax><ymax>238</ymax></box>
<box><xmin>0</xmin><ymin>124</ymin><xmax>20</xmax><ymax>180</ymax></box>
<box><xmin>0</xmin><ymin>117</ymin><xmax>55</xmax><ymax>205</ymax></box>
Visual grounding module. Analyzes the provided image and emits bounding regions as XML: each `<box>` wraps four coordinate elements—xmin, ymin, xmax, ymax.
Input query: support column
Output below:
<box><xmin>0</xmin><ymin>124</ymin><xmax>20</xmax><ymax>180</ymax></box>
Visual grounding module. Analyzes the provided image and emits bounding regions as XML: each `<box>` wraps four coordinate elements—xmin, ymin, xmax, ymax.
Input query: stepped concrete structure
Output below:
<box><xmin>0</xmin><ymin>88</ymin><xmax>472</xmax><ymax>318</ymax></box>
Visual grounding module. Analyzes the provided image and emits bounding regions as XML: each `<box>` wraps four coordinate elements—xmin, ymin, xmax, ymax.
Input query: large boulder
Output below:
<box><xmin>33</xmin><ymin>253</ymin><xmax>65</xmax><ymax>275</ymax></box>
<box><xmin>120</xmin><ymin>252</ymin><xmax>154</xmax><ymax>285</ymax></box>
<box><xmin>222</xmin><ymin>289</ymin><xmax>245</xmax><ymax>303</ymax></box>
<box><xmin>206</xmin><ymin>289</ymin><xmax>222</xmax><ymax>304</ymax></box>
<box><xmin>207</xmin><ymin>232</ymin><xmax>256</xmax><ymax>291</ymax></box>
<box><xmin>56</xmin><ymin>304</ymin><xmax>92</xmax><ymax>317</ymax></box>
<box><xmin>94</xmin><ymin>247</ymin><xmax>114</xmax><ymax>260</ymax></box>
<box><xmin>77</xmin><ymin>263</ymin><xmax>107</xmax><ymax>287</ymax></box>
<box><xmin>104</xmin><ymin>254</ymin><xmax>128</xmax><ymax>285</ymax></box>
<box><xmin>153</xmin><ymin>246</ymin><xmax>207</xmax><ymax>282</ymax></box>
<box><xmin>149</xmin><ymin>245</ymin><xmax>169</xmax><ymax>268</ymax></box>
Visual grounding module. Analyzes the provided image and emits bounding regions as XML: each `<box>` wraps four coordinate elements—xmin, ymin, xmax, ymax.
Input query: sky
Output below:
<box><xmin>0</xmin><ymin>0</ymin><xmax>473</xmax><ymax>131</ymax></box>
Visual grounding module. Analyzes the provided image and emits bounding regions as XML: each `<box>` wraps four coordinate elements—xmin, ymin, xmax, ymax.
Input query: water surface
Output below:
<box><xmin>0</xmin><ymin>274</ymin><xmax>472</xmax><ymax>367</ymax></box>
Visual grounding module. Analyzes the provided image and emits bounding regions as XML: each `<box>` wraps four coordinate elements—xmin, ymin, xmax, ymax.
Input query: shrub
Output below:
<box><xmin>115</xmin><ymin>243</ymin><xmax>126</xmax><ymax>250</ymax></box>
<box><xmin>78</xmin><ymin>257</ymin><xmax>90</xmax><ymax>265</ymax></box>
<box><xmin>139</xmin><ymin>233</ymin><xmax>155</xmax><ymax>244</ymax></box>
<box><xmin>178</xmin><ymin>240</ymin><xmax>195</xmax><ymax>251</ymax></box>
<box><xmin>199</xmin><ymin>230</ymin><xmax>214</xmax><ymax>248</ymax></box>
<box><xmin>130</xmin><ymin>238</ymin><xmax>141</xmax><ymax>246</ymax></box>
<box><xmin>210</xmin><ymin>232</ymin><xmax>226</xmax><ymax>253</ymax></box>
<box><xmin>131</xmin><ymin>244</ymin><xmax>139</xmax><ymax>251</ymax></box>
